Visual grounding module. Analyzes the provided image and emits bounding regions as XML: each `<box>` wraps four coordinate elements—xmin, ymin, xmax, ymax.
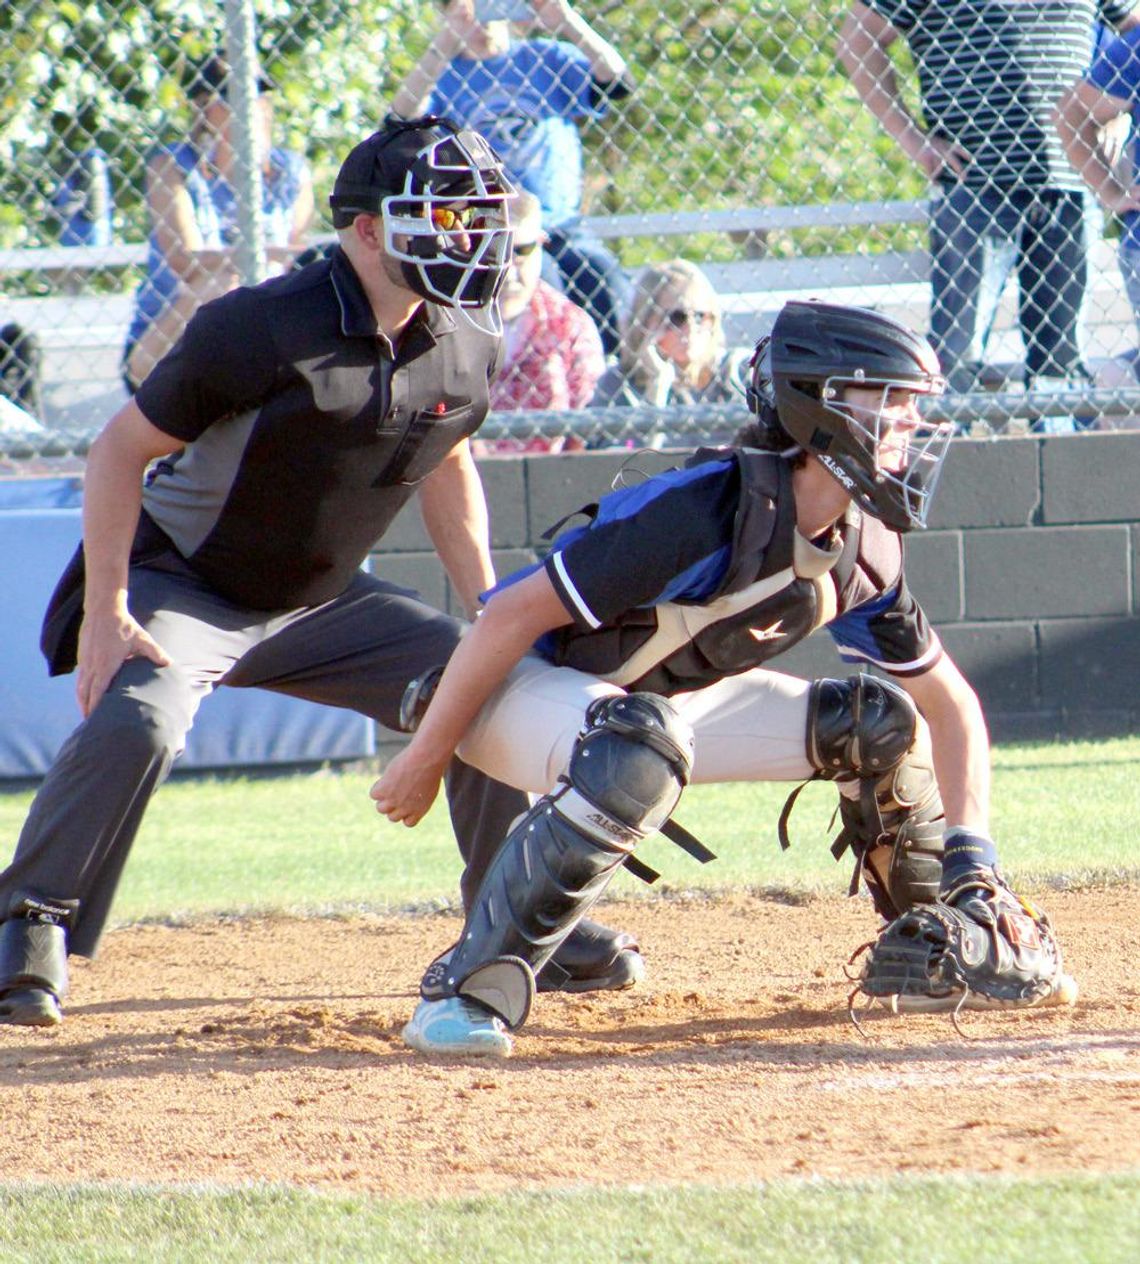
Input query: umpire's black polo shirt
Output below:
<box><xmin>135</xmin><ymin>247</ymin><xmax>501</xmax><ymax>609</ymax></box>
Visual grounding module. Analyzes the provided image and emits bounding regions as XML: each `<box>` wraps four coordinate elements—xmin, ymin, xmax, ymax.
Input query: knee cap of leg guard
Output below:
<box><xmin>569</xmin><ymin>693</ymin><xmax>694</xmax><ymax>837</ymax></box>
<box><xmin>582</xmin><ymin>693</ymin><xmax>695</xmax><ymax>780</ymax></box>
<box><xmin>398</xmin><ymin>665</ymin><xmax>445</xmax><ymax>734</ymax></box>
<box><xmin>807</xmin><ymin>675</ymin><xmax>917</xmax><ymax>778</ymax></box>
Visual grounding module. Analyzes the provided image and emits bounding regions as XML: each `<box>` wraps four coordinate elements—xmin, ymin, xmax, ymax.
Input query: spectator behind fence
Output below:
<box><xmin>390</xmin><ymin>0</ymin><xmax>633</xmax><ymax>357</ymax></box>
<box><xmin>0</xmin><ymin>322</ymin><xmax>44</xmax><ymax>422</ymax></box>
<box><xmin>122</xmin><ymin>54</ymin><xmax>314</xmax><ymax>392</ymax></box>
<box><xmin>49</xmin><ymin>146</ymin><xmax>114</xmax><ymax>250</ymax></box>
<box><xmin>474</xmin><ymin>190</ymin><xmax>604</xmax><ymax>456</ymax></box>
<box><xmin>838</xmin><ymin>1</ymin><xmax>1140</xmax><ymax>399</ymax></box>
<box><xmin>590</xmin><ymin>260</ymin><xmax>749</xmax><ymax>446</ymax></box>
<box><xmin>1056</xmin><ymin>25</ymin><xmax>1140</xmax><ymax>416</ymax></box>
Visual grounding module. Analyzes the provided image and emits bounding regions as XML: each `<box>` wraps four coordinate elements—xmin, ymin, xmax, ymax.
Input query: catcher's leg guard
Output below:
<box><xmin>0</xmin><ymin>891</ymin><xmax>78</xmax><ymax>1027</ymax></box>
<box><xmin>407</xmin><ymin>667</ymin><xmax>651</xmax><ymax>995</ymax></box>
<box><xmin>420</xmin><ymin>693</ymin><xmax>694</xmax><ymax>1028</ymax></box>
<box><xmin>798</xmin><ymin>674</ymin><xmax>945</xmax><ymax>920</ymax></box>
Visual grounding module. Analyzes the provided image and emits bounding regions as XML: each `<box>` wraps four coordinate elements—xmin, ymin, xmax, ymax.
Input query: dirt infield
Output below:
<box><xmin>3</xmin><ymin>887</ymin><xmax>1138</xmax><ymax>1197</ymax></box>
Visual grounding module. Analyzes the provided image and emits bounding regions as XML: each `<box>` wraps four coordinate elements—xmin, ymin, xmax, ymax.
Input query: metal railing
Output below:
<box><xmin>3</xmin><ymin>0</ymin><xmax>1139</xmax><ymax>461</ymax></box>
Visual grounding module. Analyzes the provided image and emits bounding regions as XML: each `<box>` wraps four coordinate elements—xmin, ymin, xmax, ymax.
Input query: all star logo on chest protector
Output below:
<box><xmin>749</xmin><ymin>620</ymin><xmax>786</xmax><ymax>643</ymax></box>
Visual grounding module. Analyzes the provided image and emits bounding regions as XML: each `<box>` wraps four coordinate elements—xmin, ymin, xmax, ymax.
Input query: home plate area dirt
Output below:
<box><xmin>2</xmin><ymin>887</ymin><xmax>1138</xmax><ymax>1197</ymax></box>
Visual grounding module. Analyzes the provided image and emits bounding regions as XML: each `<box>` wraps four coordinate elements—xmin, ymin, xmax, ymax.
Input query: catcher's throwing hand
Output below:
<box><xmin>370</xmin><ymin>748</ymin><xmax>447</xmax><ymax>827</ymax></box>
<box><xmin>855</xmin><ymin>866</ymin><xmax>1077</xmax><ymax>1013</ymax></box>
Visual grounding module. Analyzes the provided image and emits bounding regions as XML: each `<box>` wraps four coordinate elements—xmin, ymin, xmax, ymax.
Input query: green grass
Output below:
<box><xmin>1</xmin><ymin>736</ymin><xmax>1137</xmax><ymax>927</ymax></box>
<box><xmin>1</xmin><ymin>1174</ymin><xmax>1138</xmax><ymax>1263</ymax></box>
<box><xmin>2</xmin><ymin>737</ymin><xmax>1137</xmax><ymax>1251</ymax></box>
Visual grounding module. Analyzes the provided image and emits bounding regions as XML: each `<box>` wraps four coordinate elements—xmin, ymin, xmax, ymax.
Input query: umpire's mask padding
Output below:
<box><xmin>420</xmin><ymin>693</ymin><xmax>694</xmax><ymax>1027</ymax></box>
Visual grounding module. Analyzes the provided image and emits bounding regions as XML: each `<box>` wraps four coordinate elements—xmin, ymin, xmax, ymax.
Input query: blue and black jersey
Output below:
<box><xmin>502</xmin><ymin>448</ymin><xmax>941</xmax><ymax>695</ymax></box>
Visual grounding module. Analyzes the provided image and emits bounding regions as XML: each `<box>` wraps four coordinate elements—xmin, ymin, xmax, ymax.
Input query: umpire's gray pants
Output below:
<box><xmin>0</xmin><ymin>556</ymin><xmax>528</xmax><ymax>956</ymax></box>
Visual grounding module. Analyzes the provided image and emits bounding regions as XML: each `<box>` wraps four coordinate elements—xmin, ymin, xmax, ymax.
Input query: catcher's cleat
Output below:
<box><xmin>854</xmin><ymin>865</ymin><xmax>1076</xmax><ymax>1017</ymax></box>
<box><xmin>0</xmin><ymin>984</ymin><xmax>63</xmax><ymax>1027</ymax></box>
<box><xmin>402</xmin><ymin>995</ymin><xmax>513</xmax><ymax>1058</ymax></box>
<box><xmin>538</xmin><ymin>919</ymin><xmax>646</xmax><ymax>994</ymax></box>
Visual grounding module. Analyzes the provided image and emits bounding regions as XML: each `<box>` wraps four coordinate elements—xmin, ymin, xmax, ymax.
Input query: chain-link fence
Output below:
<box><xmin>3</xmin><ymin>0</ymin><xmax>1140</xmax><ymax>470</ymax></box>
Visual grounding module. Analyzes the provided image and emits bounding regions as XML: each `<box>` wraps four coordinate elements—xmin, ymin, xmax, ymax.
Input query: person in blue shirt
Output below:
<box><xmin>390</xmin><ymin>0</ymin><xmax>633</xmax><ymax>355</ymax></box>
<box><xmin>49</xmin><ymin>147</ymin><xmax>114</xmax><ymax>250</ymax></box>
<box><xmin>122</xmin><ymin>55</ymin><xmax>314</xmax><ymax>393</ymax></box>
<box><xmin>372</xmin><ymin>300</ymin><xmax>1074</xmax><ymax>1057</ymax></box>
<box><xmin>1056</xmin><ymin>25</ymin><xmax>1140</xmax><ymax>399</ymax></box>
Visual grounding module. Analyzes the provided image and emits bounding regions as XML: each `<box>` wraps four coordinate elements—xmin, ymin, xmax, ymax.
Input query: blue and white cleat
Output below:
<box><xmin>402</xmin><ymin>995</ymin><xmax>513</xmax><ymax>1058</ymax></box>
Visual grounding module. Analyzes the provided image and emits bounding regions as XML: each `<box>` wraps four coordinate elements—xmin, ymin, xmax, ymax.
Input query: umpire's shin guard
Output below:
<box><xmin>422</xmin><ymin>693</ymin><xmax>694</xmax><ymax>1029</ymax></box>
<box><xmin>0</xmin><ymin>891</ymin><xmax>77</xmax><ymax>1026</ymax></box>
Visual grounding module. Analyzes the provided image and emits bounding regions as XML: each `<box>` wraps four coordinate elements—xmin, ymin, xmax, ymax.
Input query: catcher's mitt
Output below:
<box><xmin>853</xmin><ymin>867</ymin><xmax>1077</xmax><ymax>1018</ymax></box>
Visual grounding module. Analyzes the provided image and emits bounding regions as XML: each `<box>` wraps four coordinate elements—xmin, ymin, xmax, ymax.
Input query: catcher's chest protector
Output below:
<box><xmin>553</xmin><ymin>451</ymin><xmax>862</xmax><ymax>695</ymax></box>
<box><xmin>420</xmin><ymin>693</ymin><xmax>693</xmax><ymax>1028</ymax></box>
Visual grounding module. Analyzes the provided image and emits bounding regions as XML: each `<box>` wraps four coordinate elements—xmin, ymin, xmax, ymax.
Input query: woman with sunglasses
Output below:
<box><xmin>589</xmin><ymin>259</ymin><xmax>751</xmax><ymax>438</ymax></box>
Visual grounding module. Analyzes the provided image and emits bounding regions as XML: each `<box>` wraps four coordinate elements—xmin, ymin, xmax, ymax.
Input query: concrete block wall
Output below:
<box><xmin>370</xmin><ymin>431</ymin><xmax>1140</xmax><ymax>745</ymax></box>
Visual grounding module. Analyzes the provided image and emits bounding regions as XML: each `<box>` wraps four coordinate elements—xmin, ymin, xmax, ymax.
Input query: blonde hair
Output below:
<box><xmin>620</xmin><ymin>259</ymin><xmax>725</xmax><ymax>388</ymax></box>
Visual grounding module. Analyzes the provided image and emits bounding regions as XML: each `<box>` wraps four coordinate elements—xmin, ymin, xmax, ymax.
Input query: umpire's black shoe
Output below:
<box><xmin>0</xmin><ymin>892</ymin><xmax>75</xmax><ymax>1028</ymax></box>
<box><xmin>538</xmin><ymin>918</ymin><xmax>645</xmax><ymax>994</ymax></box>
<box><xmin>0</xmin><ymin>985</ymin><xmax>62</xmax><ymax>1027</ymax></box>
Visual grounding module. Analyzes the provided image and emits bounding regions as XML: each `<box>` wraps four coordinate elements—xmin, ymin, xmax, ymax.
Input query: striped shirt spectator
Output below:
<box><xmin>862</xmin><ymin>0</ymin><xmax>1137</xmax><ymax>190</ymax></box>
<box><xmin>839</xmin><ymin>0</ymin><xmax>1140</xmax><ymax>397</ymax></box>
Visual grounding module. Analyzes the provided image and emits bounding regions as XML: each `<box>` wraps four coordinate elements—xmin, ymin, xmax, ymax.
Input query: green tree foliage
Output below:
<box><xmin>0</xmin><ymin>1</ymin><xmax>926</xmax><ymax>261</ymax></box>
<box><xmin>0</xmin><ymin>0</ymin><xmax>424</xmax><ymax>248</ymax></box>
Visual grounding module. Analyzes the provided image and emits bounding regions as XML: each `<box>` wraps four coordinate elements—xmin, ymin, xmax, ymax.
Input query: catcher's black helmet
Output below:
<box><xmin>747</xmin><ymin>300</ymin><xmax>951</xmax><ymax>532</ymax></box>
<box><xmin>330</xmin><ymin>115</ymin><xmax>517</xmax><ymax>330</ymax></box>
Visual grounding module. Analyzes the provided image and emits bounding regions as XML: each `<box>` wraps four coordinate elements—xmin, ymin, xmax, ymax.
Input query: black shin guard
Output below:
<box><xmin>422</xmin><ymin>693</ymin><xmax>694</xmax><ymax>1028</ymax></box>
<box><xmin>0</xmin><ymin>892</ymin><xmax>77</xmax><ymax>1024</ymax></box>
<box><xmin>789</xmin><ymin>675</ymin><xmax>945</xmax><ymax>920</ymax></box>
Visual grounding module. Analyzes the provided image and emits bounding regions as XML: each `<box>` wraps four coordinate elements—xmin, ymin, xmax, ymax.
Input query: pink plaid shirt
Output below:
<box><xmin>479</xmin><ymin>281</ymin><xmax>605</xmax><ymax>454</ymax></box>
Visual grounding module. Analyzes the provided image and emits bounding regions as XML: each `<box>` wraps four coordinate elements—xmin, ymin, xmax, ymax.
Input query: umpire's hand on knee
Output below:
<box><xmin>76</xmin><ymin>608</ymin><xmax>172</xmax><ymax>718</ymax></box>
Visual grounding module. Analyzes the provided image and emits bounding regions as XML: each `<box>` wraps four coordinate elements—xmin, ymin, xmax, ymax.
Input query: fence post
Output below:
<box><xmin>224</xmin><ymin>0</ymin><xmax>266</xmax><ymax>287</ymax></box>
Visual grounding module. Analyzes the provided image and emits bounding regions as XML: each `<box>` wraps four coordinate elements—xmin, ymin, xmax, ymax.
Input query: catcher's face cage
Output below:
<box><xmin>381</xmin><ymin>130</ymin><xmax>516</xmax><ymax>334</ymax></box>
<box><xmin>814</xmin><ymin>373</ymin><xmax>952</xmax><ymax>532</ymax></box>
<box><xmin>767</xmin><ymin>301</ymin><xmax>951</xmax><ymax>532</ymax></box>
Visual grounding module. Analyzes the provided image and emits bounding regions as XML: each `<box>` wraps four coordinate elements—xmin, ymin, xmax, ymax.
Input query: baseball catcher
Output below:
<box><xmin>373</xmin><ymin>299</ymin><xmax>1076</xmax><ymax>1056</ymax></box>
